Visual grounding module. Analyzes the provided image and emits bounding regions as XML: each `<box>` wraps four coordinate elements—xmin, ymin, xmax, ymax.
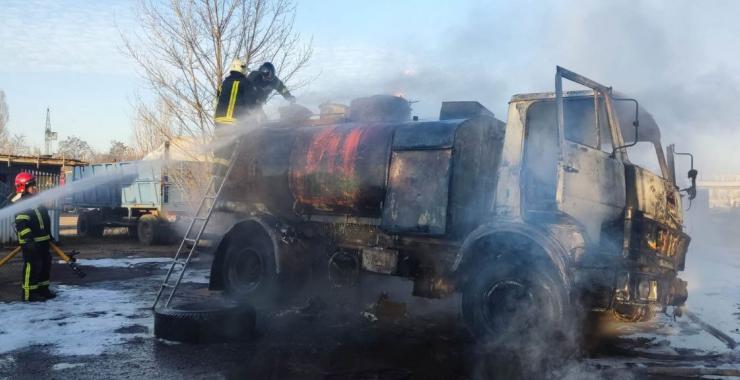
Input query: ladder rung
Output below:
<box><xmin>183</xmin><ymin>238</ymin><xmax>197</xmax><ymax>244</ymax></box>
<box><xmin>193</xmin><ymin>216</ymin><xmax>209</xmax><ymax>221</ymax></box>
<box><xmin>162</xmin><ymin>283</ymin><xmax>175</xmax><ymax>288</ymax></box>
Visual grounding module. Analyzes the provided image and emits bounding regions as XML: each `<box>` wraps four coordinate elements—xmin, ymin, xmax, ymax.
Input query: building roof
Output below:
<box><xmin>0</xmin><ymin>154</ymin><xmax>86</xmax><ymax>168</ymax></box>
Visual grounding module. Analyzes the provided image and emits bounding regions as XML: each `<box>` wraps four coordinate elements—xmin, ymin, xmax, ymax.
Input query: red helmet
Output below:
<box><xmin>15</xmin><ymin>172</ymin><xmax>36</xmax><ymax>193</ymax></box>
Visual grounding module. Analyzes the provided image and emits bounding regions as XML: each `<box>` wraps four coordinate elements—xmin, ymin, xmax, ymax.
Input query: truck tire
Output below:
<box><xmin>461</xmin><ymin>257</ymin><xmax>568</xmax><ymax>345</ymax></box>
<box><xmin>221</xmin><ymin>231</ymin><xmax>277</xmax><ymax>305</ymax></box>
<box><xmin>138</xmin><ymin>214</ymin><xmax>160</xmax><ymax>245</ymax></box>
<box><xmin>154</xmin><ymin>301</ymin><xmax>256</xmax><ymax>343</ymax></box>
<box><xmin>77</xmin><ymin>211</ymin><xmax>104</xmax><ymax>238</ymax></box>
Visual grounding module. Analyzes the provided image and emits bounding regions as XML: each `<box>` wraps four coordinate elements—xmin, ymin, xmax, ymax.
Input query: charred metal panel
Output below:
<box><xmin>449</xmin><ymin>117</ymin><xmax>506</xmax><ymax>238</ymax></box>
<box><xmin>392</xmin><ymin>121</ymin><xmax>458</xmax><ymax>149</ymax></box>
<box><xmin>289</xmin><ymin>123</ymin><xmax>395</xmax><ymax>216</ymax></box>
<box><xmin>382</xmin><ymin>149</ymin><xmax>452</xmax><ymax>235</ymax></box>
<box><xmin>557</xmin><ymin>142</ymin><xmax>626</xmax><ymax>243</ymax></box>
<box><xmin>624</xmin><ymin>164</ymin><xmax>689</xmax><ymax>271</ymax></box>
<box><xmin>223</xmin><ymin>127</ymin><xmax>298</xmax><ymax>218</ymax></box>
<box><xmin>439</xmin><ymin>101</ymin><xmax>495</xmax><ymax>121</ymax></box>
<box><xmin>625</xmin><ymin>164</ymin><xmax>682</xmax><ymax>229</ymax></box>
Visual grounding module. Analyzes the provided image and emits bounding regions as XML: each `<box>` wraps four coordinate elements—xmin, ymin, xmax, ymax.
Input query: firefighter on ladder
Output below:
<box><xmin>13</xmin><ymin>172</ymin><xmax>55</xmax><ymax>302</ymax></box>
<box><xmin>213</xmin><ymin>59</ymin><xmax>295</xmax><ymax>170</ymax></box>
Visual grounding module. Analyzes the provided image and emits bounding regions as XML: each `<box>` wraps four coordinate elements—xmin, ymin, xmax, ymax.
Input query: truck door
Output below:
<box><xmin>554</xmin><ymin>67</ymin><xmax>627</xmax><ymax>244</ymax></box>
<box><xmin>523</xmin><ymin>96</ymin><xmax>626</xmax><ymax>243</ymax></box>
<box><xmin>556</xmin><ymin>96</ymin><xmax>626</xmax><ymax>243</ymax></box>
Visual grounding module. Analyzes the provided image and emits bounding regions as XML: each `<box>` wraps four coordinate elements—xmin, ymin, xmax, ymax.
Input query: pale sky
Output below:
<box><xmin>1</xmin><ymin>0</ymin><xmax>740</xmax><ymax>180</ymax></box>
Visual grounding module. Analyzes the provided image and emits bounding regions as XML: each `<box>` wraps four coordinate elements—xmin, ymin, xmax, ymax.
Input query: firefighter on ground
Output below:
<box><xmin>13</xmin><ymin>172</ymin><xmax>55</xmax><ymax>302</ymax></box>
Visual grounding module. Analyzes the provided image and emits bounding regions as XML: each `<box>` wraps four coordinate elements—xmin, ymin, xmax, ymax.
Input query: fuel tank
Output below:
<box><xmin>222</xmin><ymin>100</ymin><xmax>505</xmax><ymax>237</ymax></box>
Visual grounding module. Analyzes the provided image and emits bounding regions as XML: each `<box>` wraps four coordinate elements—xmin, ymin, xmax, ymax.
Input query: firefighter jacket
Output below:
<box><xmin>214</xmin><ymin>71</ymin><xmax>250</xmax><ymax>125</ymax></box>
<box><xmin>244</xmin><ymin>70</ymin><xmax>292</xmax><ymax>106</ymax></box>
<box><xmin>14</xmin><ymin>200</ymin><xmax>52</xmax><ymax>247</ymax></box>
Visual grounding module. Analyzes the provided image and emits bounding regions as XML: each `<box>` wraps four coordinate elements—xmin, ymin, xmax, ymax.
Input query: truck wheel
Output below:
<box><xmin>77</xmin><ymin>211</ymin><xmax>104</xmax><ymax>238</ymax></box>
<box><xmin>154</xmin><ymin>300</ymin><xmax>256</xmax><ymax>343</ymax></box>
<box><xmin>221</xmin><ymin>232</ymin><xmax>277</xmax><ymax>305</ymax></box>
<box><xmin>461</xmin><ymin>258</ymin><xmax>568</xmax><ymax>345</ymax></box>
<box><xmin>138</xmin><ymin>214</ymin><xmax>160</xmax><ymax>245</ymax></box>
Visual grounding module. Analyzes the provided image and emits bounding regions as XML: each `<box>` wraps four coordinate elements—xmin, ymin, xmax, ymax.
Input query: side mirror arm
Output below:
<box><xmin>674</xmin><ymin>151</ymin><xmax>697</xmax><ymax>201</ymax></box>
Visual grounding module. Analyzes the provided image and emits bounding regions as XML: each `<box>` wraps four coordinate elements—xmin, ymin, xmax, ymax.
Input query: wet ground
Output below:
<box><xmin>0</xmin><ymin>217</ymin><xmax>738</xmax><ymax>379</ymax></box>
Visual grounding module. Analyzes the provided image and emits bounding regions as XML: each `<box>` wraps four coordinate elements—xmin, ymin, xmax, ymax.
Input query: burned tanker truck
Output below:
<box><xmin>208</xmin><ymin>67</ymin><xmax>694</xmax><ymax>338</ymax></box>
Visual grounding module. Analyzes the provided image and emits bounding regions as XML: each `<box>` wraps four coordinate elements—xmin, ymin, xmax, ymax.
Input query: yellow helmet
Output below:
<box><xmin>229</xmin><ymin>58</ymin><xmax>246</xmax><ymax>74</ymax></box>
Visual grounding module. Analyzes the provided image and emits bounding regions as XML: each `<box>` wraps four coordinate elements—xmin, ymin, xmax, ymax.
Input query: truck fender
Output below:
<box><xmin>208</xmin><ymin>216</ymin><xmax>283</xmax><ymax>291</ymax></box>
<box><xmin>452</xmin><ymin>222</ymin><xmax>574</xmax><ymax>291</ymax></box>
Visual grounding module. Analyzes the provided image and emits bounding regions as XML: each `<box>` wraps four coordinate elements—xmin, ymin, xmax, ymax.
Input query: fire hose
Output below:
<box><xmin>0</xmin><ymin>242</ymin><xmax>86</xmax><ymax>278</ymax></box>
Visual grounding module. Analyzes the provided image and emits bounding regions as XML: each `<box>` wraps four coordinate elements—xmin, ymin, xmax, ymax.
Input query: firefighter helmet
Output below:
<box><xmin>229</xmin><ymin>58</ymin><xmax>246</xmax><ymax>74</ymax></box>
<box><xmin>259</xmin><ymin>62</ymin><xmax>275</xmax><ymax>81</ymax></box>
<box><xmin>15</xmin><ymin>172</ymin><xmax>36</xmax><ymax>193</ymax></box>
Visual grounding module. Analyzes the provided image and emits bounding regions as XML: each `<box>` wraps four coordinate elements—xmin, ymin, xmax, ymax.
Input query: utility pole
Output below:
<box><xmin>44</xmin><ymin>107</ymin><xmax>57</xmax><ymax>155</ymax></box>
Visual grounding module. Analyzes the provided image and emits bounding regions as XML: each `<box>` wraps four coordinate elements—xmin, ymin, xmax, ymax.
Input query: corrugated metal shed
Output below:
<box><xmin>0</xmin><ymin>155</ymin><xmax>85</xmax><ymax>244</ymax></box>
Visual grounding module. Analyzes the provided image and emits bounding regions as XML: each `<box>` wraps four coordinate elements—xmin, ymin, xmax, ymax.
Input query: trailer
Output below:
<box><xmin>68</xmin><ymin>158</ymin><xmax>191</xmax><ymax>245</ymax></box>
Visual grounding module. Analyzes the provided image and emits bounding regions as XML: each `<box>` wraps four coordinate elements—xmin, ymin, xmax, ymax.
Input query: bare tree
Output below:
<box><xmin>0</xmin><ymin>91</ymin><xmax>11</xmax><ymax>153</ymax></box>
<box><xmin>122</xmin><ymin>0</ymin><xmax>312</xmax><ymax>151</ymax></box>
<box><xmin>8</xmin><ymin>134</ymin><xmax>29</xmax><ymax>156</ymax></box>
<box><xmin>0</xmin><ymin>90</ymin><xmax>8</xmax><ymax>136</ymax></box>
<box><xmin>132</xmin><ymin>99</ymin><xmax>178</xmax><ymax>156</ymax></box>
<box><xmin>96</xmin><ymin>140</ymin><xmax>139</xmax><ymax>162</ymax></box>
<box><xmin>57</xmin><ymin>136</ymin><xmax>96</xmax><ymax>161</ymax></box>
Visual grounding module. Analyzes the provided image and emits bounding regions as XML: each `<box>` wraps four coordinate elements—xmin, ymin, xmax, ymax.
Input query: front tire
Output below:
<box><xmin>461</xmin><ymin>257</ymin><xmax>568</xmax><ymax>344</ymax></box>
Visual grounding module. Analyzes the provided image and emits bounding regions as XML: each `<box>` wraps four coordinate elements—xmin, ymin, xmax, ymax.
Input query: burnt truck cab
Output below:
<box><xmin>209</xmin><ymin>67</ymin><xmax>692</xmax><ymax>339</ymax></box>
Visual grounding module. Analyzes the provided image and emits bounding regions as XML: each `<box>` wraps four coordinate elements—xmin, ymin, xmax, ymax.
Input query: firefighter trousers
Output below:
<box><xmin>21</xmin><ymin>242</ymin><xmax>51</xmax><ymax>301</ymax></box>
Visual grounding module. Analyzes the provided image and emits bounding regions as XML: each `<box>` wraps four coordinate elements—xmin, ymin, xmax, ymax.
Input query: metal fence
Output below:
<box><xmin>0</xmin><ymin>170</ymin><xmax>62</xmax><ymax>245</ymax></box>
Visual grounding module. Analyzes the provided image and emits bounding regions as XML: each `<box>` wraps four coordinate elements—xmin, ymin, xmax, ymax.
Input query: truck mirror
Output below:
<box><xmin>673</xmin><ymin>150</ymin><xmax>698</xmax><ymax>201</ymax></box>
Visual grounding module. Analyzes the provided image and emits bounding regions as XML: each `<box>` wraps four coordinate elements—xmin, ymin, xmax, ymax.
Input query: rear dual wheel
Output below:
<box><xmin>77</xmin><ymin>211</ymin><xmax>104</xmax><ymax>238</ymax></box>
<box><xmin>221</xmin><ymin>232</ymin><xmax>278</xmax><ymax>305</ymax></box>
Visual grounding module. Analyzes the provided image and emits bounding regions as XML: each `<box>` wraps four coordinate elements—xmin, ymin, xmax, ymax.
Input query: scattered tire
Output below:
<box><xmin>77</xmin><ymin>211</ymin><xmax>104</xmax><ymax>238</ymax></box>
<box><xmin>137</xmin><ymin>214</ymin><xmax>160</xmax><ymax>245</ymax></box>
<box><xmin>154</xmin><ymin>300</ymin><xmax>256</xmax><ymax>343</ymax></box>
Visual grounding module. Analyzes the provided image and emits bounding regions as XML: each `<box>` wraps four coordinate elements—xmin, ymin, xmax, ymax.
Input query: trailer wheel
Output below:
<box><xmin>221</xmin><ymin>230</ymin><xmax>277</xmax><ymax>305</ymax></box>
<box><xmin>461</xmin><ymin>257</ymin><xmax>568</xmax><ymax>345</ymax></box>
<box><xmin>77</xmin><ymin>211</ymin><xmax>103</xmax><ymax>238</ymax></box>
<box><xmin>138</xmin><ymin>214</ymin><xmax>160</xmax><ymax>245</ymax></box>
<box><xmin>154</xmin><ymin>300</ymin><xmax>256</xmax><ymax>343</ymax></box>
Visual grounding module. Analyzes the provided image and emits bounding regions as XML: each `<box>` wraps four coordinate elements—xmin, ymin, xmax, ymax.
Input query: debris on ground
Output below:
<box><xmin>369</xmin><ymin>293</ymin><xmax>407</xmax><ymax>321</ymax></box>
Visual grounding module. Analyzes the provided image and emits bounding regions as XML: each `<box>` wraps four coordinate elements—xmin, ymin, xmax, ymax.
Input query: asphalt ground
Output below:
<box><xmin>0</xmin><ymin>215</ymin><xmax>737</xmax><ymax>379</ymax></box>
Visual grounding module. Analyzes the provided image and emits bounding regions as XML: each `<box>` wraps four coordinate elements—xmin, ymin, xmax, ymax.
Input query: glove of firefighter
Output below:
<box><xmin>286</xmin><ymin>95</ymin><xmax>297</xmax><ymax>104</ymax></box>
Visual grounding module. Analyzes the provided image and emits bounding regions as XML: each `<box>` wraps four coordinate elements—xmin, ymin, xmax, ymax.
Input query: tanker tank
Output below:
<box><xmin>220</xmin><ymin>96</ymin><xmax>505</xmax><ymax>238</ymax></box>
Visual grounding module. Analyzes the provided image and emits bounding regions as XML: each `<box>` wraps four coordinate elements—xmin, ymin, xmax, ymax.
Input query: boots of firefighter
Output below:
<box><xmin>37</xmin><ymin>247</ymin><xmax>54</xmax><ymax>299</ymax></box>
<box><xmin>21</xmin><ymin>289</ymin><xmax>47</xmax><ymax>302</ymax></box>
<box><xmin>38</xmin><ymin>284</ymin><xmax>56</xmax><ymax>299</ymax></box>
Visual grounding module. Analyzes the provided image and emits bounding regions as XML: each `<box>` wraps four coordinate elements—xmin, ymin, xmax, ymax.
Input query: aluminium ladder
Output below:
<box><xmin>152</xmin><ymin>138</ymin><xmax>242</xmax><ymax>310</ymax></box>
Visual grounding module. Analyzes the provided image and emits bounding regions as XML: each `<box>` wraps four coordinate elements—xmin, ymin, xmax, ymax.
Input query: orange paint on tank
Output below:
<box><xmin>341</xmin><ymin>129</ymin><xmax>363</xmax><ymax>176</ymax></box>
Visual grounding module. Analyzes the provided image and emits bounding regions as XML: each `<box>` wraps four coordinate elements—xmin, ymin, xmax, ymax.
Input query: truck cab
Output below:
<box><xmin>487</xmin><ymin>67</ymin><xmax>690</xmax><ymax>322</ymax></box>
